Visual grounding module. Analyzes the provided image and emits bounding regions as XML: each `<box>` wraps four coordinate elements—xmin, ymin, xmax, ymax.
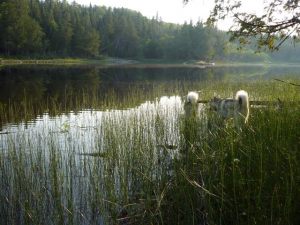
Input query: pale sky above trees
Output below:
<box><xmin>69</xmin><ymin>0</ymin><xmax>263</xmax><ymax>29</ymax></box>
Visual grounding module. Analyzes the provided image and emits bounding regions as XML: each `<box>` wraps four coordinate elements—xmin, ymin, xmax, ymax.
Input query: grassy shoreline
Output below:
<box><xmin>0</xmin><ymin>57</ymin><xmax>143</xmax><ymax>66</ymax></box>
<box><xmin>0</xmin><ymin>78</ymin><xmax>299</xmax><ymax>224</ymax></box>
<box><xmin>2</xmin><ymin>56</ymin><xmax>300</xmax><ymax>68</ymax></box>
<box><xmin>0</xmin><ymin>58</ymin><xmax>106</xmax><ymax>65</ymax></box>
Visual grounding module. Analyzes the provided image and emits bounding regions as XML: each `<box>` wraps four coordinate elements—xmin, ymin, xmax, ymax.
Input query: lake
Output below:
<box><xmin>0</xmin><ymin>64</ymin><xmax>299</xmax><ymax>225</ymax></box>
<box><xmin>1</xmin><ymin>64</ymin><xmax>299</xmax><ymax>127</ymax></box>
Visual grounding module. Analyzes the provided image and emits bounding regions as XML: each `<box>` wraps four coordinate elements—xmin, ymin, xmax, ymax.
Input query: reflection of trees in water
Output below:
<box><xmin>45</xmin><ymin>68</ymin><xmax>100</xmax><ymax>111</ymax></box>
<box><xmin>0</xmin><ymin>67</ymin><xmax>100</xmax><ymax>103</ymax></box>
<box><xmin>0</xmin><ymin>66</ymin><xmax>101</xmax><ymax>127</ymax></box>
<box><xmin>99</xmin><ymin>67</ymin><xmax>222</xmax><ymax>103</ymax></box>
<box><xmin>1</xmin><ymin>65</ymin><xmax>298</xmax><ymax>128</ymax></box>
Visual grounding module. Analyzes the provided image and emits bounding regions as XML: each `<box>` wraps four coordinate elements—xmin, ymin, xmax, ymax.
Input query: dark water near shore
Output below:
<box><xmin>1</xmin><ymin>64</ymin><xmax>299</xmax><ymax>150</ymax></box>
<box><xmin>1</xmin><ymin>64</ymin><xmax>299</xmax><ymax>126</ymax></box>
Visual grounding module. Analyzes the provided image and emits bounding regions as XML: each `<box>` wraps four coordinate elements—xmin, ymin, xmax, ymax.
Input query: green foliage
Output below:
<box><xmin>73</xmin><ymin>28</ymin><xmax>100</xmax><ymax>57</ymax></box>
<box><xmin>143</xmin><ymin>39</ymin><xmax>163</xmax><ymax>58</ymax></box>
<box><xmin>0</xmin><ymin>0</ymin><xmax>44</xmax><ymax>55</ymax></box>
<box><xmin>185</xmin><ymin>0</ymin><xmax>300</xmax><ymax>51</ymax></box>
<box><xmin>224</xmin><ymin>43</ymin><xmax>271</xmax><ymax>62</ymax></box>
<box><xmin>0</xmin><ymin>0</ymin><xmax>226</xmax><ymax>60</ymax></box>
<box><xmin>0</xmin><ymin>0</ymin><xmax>299</xmax><ymax>61</ymax></box>
<box><xmin>1</xmin><ymin>77</ymin><xmax>299</xmax><ymax>224</ymax></box>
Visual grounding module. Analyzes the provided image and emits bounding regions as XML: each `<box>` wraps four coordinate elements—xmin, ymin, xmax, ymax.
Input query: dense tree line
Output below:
<box><xmin>0</xmin><ymin>0</ymin><xmax>299</xmax><ymax>61</ymax></box>
<box><xmin>0</xmin><ymin>0</ymin><xmax>101</xmax><ymax>57</ymax></box>
<box><xmin>0</xmin><ymin>0</ymin><xmax>224</xmax><ymax>59</ymax></box>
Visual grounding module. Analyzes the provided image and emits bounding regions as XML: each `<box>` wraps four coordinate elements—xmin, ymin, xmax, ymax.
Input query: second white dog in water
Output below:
<box><xmin>209</xmin><ymin>90</ymin><xmax>250</xmax><ymax>124</ymax></box>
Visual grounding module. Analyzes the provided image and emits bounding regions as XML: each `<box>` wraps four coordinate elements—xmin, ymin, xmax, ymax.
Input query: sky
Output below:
<box><xmin>68</xmin><ymin>0</ymin><xmax>265</xmax><ymax>30</ymax></box>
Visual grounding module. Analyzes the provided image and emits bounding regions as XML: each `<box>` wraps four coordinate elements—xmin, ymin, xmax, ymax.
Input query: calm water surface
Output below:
<box><xmin>1</xmin><ymin>64</ymin><xmax>299</xmax><ymax>154</ymax></box>
<box><xmin>1</xmin><ymin>64</ymin><xmax>300</xmax><ymax>134</ymax></box>
<box><xmin>1</xmin><ymin>65</ymin><xmax>299</xmax><ymax>224</ymax></box>
<box><xmin>1</xmin><ymin>64</ymin><xmax>299</xmax><ymax>127</ymax></box>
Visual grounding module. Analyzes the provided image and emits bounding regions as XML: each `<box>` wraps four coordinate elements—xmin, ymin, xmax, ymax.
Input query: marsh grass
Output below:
<box><xmin>0</xmin><ymin>79</ymin><xmax>299</xmax><ymax>225</ymax></box>
<box><xmin>199</xmin><ymin>105</ymin><xmax>300</xmax><ymax>224</ymax></box>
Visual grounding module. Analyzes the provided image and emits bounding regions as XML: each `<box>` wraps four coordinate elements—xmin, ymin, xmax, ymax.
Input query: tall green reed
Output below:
<box><xmin>0</xmin><ymin>79</ymin><xmax>299</xmax><ymax>225</ymax></box>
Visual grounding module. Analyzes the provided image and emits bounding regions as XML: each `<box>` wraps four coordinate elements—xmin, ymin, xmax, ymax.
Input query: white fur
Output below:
<box><xmin>235</xmin><ymin>90</ymin><xmax>249</xmax><ymax>123</ymax></box>
<box><xmin>210</xmin><ymin>90</ymin><xmax>250</xmax><ymax>126</ymax></box>
<box><xmin>186</xmin><ymin>92</ymin><xmax>199</xmax><ymax>104</ymax></box>
<box><xmin>184</xmin><ymin>91</ymin><xmax>200</xmax><ymax>118</ymax></box>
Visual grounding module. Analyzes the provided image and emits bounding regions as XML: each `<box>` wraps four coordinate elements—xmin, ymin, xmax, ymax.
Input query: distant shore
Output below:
<box><xmin>0</xmin><ymin>58</ymin><xmax>104</xmax><ymax>65</ymax></box>
<box><xmin>0</xmin><ymin>58</ymin><xmax>217</xmax><ymax>68</ymax></box>
<box><xmin>1</xmin><ymin>57</ymin><xmax>299</xmax><ymax>68</ymax></box>
<box><xmin>0</xmin><ymin>57</ymin><xmax>143</xmax><ymax>67</ymax></box>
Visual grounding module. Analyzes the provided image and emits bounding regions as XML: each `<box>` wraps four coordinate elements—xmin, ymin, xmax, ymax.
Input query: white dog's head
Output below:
<box><xmin>186</xmin><ymin>91</ymin><xmax>199</xmax><ymax>104</ymax></box>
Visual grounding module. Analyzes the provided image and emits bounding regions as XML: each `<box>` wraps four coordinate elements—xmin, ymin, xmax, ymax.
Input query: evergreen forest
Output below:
<box><xmin>0</xmin><ymin>0</ymin><xmax>299</xmax><ymax>62</ymax></box>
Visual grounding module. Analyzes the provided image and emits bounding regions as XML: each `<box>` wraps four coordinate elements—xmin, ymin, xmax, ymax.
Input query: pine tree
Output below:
<box><xmin>0</xmin><ymin>0</ymin><xmax>44</xmax><ymax>55</ymax></box>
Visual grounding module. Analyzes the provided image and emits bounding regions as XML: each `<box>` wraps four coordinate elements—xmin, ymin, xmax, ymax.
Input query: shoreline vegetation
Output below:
<box><xmin>1</xmin><ymin>79</ymin><xmax>299</xmax><ymax>225</ymax></box>
<box><xmin>1</xmin><ymin>57</ymin><xmax>300</xmax><ymax>68</ymax></box>
<box><xmin>1</xmin><ymin>0</ymin><xmax>300</xmax><ymax>71</ymax></box>
<box><xmin>1</xmin><ymin>0</ymin><xmax>299</xmax><ymax>223</ymax></box>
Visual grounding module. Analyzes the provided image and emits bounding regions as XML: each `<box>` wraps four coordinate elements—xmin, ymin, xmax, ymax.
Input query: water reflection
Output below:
<box><xmin>0</xmin><ymin>64</ymin><xmax>299</xmax><ymax>128</ymax></box>
<box><xmin>1</xmin><ymin>65</ymin><xmax>299</xmax><ymax>224</ymax></box>
<box><xmin>0</xmin><ymin>96</ymin><xmax>183</xmax><ymax>156</ymax></box>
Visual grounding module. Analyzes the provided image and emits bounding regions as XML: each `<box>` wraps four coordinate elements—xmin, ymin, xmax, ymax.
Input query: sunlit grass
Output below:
<box><xmin>0</xmin><ymin>79</ymin><xmax>299</xmax><ymax>224</ymax></box>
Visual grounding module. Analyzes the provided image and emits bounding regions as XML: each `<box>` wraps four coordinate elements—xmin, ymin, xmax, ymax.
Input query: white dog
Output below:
<box><xmin>209</xmin><ymin>90</ymin><xmax>250</xmax><ymax>125</ymax></box>
<box><xmin>186</xmin><ymin>91</ymin><xmax>199</xmax><ymax>104</ymax></box>
<box><xmin>184</xmin><ymin>91</ymin><xmax>199</xmax><ymax>118</ymax></box>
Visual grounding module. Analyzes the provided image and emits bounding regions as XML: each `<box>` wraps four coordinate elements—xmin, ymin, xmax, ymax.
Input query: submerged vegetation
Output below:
<box><xmin>0</xmin><ymin>66</ymin><xmax>299</xmax><ymax>224</ymax></box>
